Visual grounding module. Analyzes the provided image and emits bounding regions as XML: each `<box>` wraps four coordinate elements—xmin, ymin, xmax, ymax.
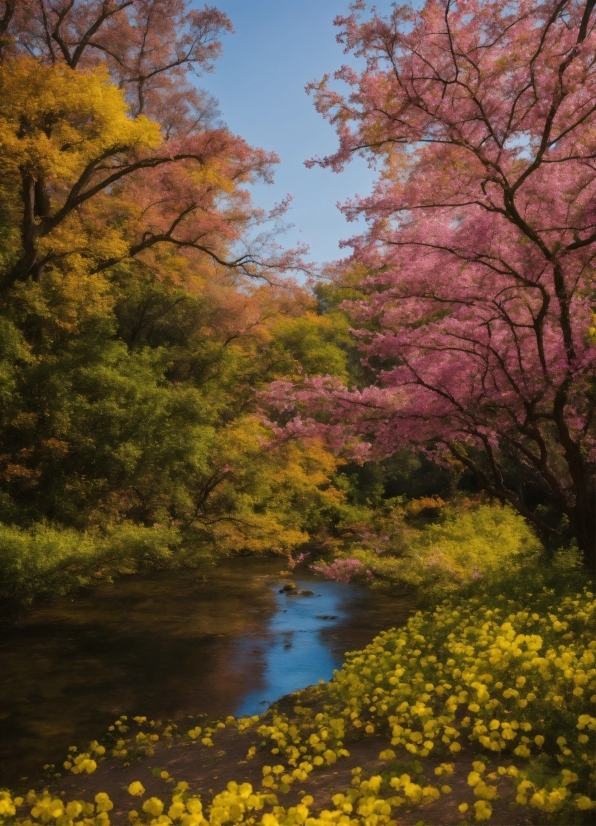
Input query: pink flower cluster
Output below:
<box><xmin>288</xmin><ymin>552</ymin><xmax>311</xmax><ymax>569</ymax></box>
<box><xmin>311</xmin><ymin>558</ymin><xmax>365</xmax><ymax>584</ymax></box>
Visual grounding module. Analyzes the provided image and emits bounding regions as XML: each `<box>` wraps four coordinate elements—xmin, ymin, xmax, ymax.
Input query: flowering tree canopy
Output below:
<box><xmin>267</xmin><ymin>0</ymin><xmax>596</xmax><ymax>562</ymax></box>
<box><xmin>0</xmin><ymin>0</ymin><xmax>302</xmax><ymax>290</ymax></box>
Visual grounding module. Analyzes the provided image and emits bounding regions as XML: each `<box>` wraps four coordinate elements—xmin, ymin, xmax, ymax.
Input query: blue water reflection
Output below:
<box><xmin>234</xmin><ymin>577</ymin><xmax>349</xmax><ymax>716</ymax></box>
<box><xmin>0</xmin><ymin>558</ymin><xmax>411</xmax><ymax>787</ymax></box>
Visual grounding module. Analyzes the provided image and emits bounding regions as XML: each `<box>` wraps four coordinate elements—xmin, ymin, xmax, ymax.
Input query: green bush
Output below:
<box><xmin>0</xmin><ymin>521</ymin><xmax>182</xmax><ymax>615</ymax></box>
<box><xmin>323</xmin><ymin>503</ymin><xmax>549</xmax><ymax>599</ymax></box>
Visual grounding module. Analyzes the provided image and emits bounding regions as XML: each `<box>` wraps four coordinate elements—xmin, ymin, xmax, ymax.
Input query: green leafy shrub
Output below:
<box><xmin>317</xmin><ymin>503</ymin><xmax>546</xmax><ymax>599</ymax></box>
<box><xmin>0</xmin><ymin>521</ymin><xmax>182</xmax><ymax>615</ymax></box>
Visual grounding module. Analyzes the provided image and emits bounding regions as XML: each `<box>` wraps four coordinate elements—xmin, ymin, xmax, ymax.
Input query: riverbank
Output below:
<box><xmin>1</xmin><ymin>576</ymin><xmax>594</xmax><ymax>826</ymax></box>
<box><xmin>34</xmin><ymin>695</ymin><xmax>531</xmax><ymax>826</ymax></box>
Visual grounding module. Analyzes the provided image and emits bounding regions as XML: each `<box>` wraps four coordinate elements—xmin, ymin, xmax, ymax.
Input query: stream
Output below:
<box><xmin>0</xmin><ymin>557</ymin><xmax>413</xmax><ymax>787</ymax></box>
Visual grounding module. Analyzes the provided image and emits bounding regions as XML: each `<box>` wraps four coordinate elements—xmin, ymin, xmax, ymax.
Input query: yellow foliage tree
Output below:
<box><xmin>186</xmin><ymin>415</ymin><xmax>347</xmax><ymax>556</ymax></box>
<box><xmin>0</xmin><ymin>57</ymin><xmax>162</xmax><ymax>290</ymax></box>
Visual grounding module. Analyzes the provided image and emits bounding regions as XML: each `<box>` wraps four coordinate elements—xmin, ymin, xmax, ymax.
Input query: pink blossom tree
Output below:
<box><xmin>268</xmin><ymin>0</ymin><xmax>596</xmax><ymax>564</ymax></box>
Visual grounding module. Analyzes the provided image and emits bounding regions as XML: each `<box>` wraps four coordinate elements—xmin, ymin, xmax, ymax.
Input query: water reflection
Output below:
<box><xmin>234</xmin><ymin>579</ymin><xmax>347</xmax><ymax>715</ymax></box>
<box><xmin>0</xmin><ymin>559</ymin><xmax>412</xmax><ymax>787</ymax></box>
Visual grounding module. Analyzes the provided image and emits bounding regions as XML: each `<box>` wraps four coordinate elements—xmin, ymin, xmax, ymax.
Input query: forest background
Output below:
<box><xmin>0</xmin><ymin>0</ymin><xmax>593</xmax><ymax>619</ymax></box>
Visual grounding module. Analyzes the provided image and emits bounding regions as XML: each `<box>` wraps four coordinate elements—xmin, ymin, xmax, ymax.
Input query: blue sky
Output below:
<box><xmin>198</xmin><ymin>0</ymin><xmax>393</xmax><ymax>268</ymax></box>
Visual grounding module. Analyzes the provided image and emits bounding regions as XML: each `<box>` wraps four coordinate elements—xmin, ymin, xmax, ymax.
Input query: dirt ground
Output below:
<box><xmin>53</xmin><ymin>695</ymin><xmax>561</xmax><ymax>826</ymax></box>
